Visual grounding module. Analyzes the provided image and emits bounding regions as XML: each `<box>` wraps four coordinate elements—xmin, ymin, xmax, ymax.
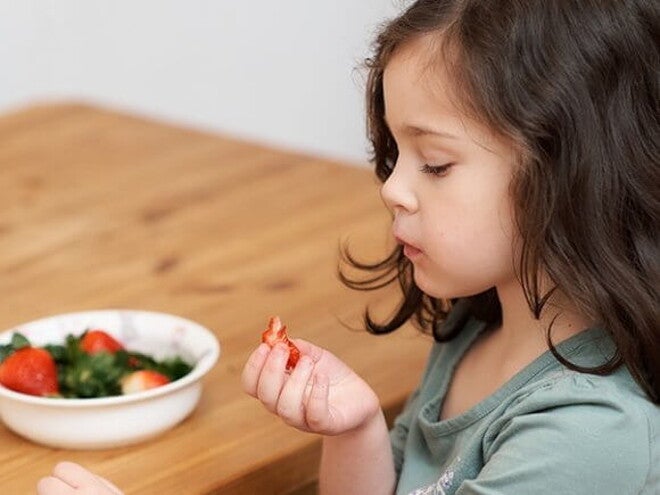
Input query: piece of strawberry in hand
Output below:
<box><xmin>0</xmin><ymin>347</ymin><xmax>59</xmax><ymax>396</ymax></box>
<box><xmin>261</xmin><ymin>316</ymin><xmax>300</xmax><ymax>370</ymax></box>
<box><xmin>80</xmin><ymin>329</ymin><xmax>124</xmax><ymax>355</ymax></box>
<box><xmin>121</xmin><ymin>370</ymin><xmax>170</xmax><ymax>394</ymax></box>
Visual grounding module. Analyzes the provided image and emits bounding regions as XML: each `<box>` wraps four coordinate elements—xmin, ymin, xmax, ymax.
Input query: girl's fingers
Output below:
<box><xmin>305</xmin><ymin>373</ymin><xmax>332</xmax><ymax>432</ymax></box>
<box><xmin>51</xmin><ymin>462</ymin><xmax>97</xmax><ymax>488</ymax></box>
<box><xmin>36</xmin><ymin>476</ymin><xmax>74</xmax><ymax>495</ymax></box>
<box><xmin>256</xmin><ymin>343</ymin><xmax>290</xmax><ymax>412</ymax></box>
<box><xmin>289</xmin><ymin>339</ymin><xmax>324</xmax><ymax>363</ymax></box>
<box><xmin>42</xmin><ymin>462</ymin><xmax>124</xmax><ymax>495</ymax></box>
<box><xmin>241</xmin><ymin>344</ymin><xmax>270</xmax><ymax>397</ymax></box>
<box><xmin>276</xmin><ymin>355</ymin><xmax>315</xmax><ymax>427</ymax></box>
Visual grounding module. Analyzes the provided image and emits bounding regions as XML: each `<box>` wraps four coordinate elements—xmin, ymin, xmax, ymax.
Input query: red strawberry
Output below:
<box><xmin>80</xmin><ymin>329</ymin><xmax>124</xmax><ymax>354</ymax></box>
<box><xmin>261</xmin><ymin>316</ymin><xmax>300</xmax><ymax>370</ymax></box>
<box><xmin>0</xmin><ymin>347</ymin><xmax>59</xmax><ymax>396</ymax></box>
<box><xmin>121</xmin><ymin>370</ymin><xmax>170</xmax><ymax>394</ymax></box>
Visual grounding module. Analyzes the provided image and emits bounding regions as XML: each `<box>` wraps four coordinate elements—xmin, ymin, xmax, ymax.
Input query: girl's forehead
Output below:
<box><xmin>383</xmin><ymin>38</ymin><xmax>472</xmax><ymax>135</ymax></box>
<box><xmin>385</xmin><ymin>36</ymin><xmax>454</xmax><ymax>98</ymax></box>
<box><xmin>382</xmin><ymin>35</ymin><xmax>517</xmax><ymax>159</ymax></box>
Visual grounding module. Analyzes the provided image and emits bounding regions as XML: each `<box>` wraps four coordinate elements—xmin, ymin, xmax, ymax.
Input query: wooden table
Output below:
<box><xmin>0</xmin><ymin>104</ymin><xmax>430</xmax><ymax>494</ymax></box>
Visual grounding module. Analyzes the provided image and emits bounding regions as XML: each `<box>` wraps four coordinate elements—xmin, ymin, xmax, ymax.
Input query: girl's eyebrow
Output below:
<box><xmin>384</xmin><ymin>116</ymin><xmax>458</xmax><ymax>140</ymax></box>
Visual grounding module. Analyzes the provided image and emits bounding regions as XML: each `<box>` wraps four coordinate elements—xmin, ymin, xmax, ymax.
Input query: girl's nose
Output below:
<box><xmin>380</xmin><ymin>163</ymin><xmax>418</xmax><ymax>214</ymax></box>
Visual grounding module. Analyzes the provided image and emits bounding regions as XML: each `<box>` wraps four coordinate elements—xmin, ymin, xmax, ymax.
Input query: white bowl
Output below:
<box><xmin>0</xmin><ymin>309</ymin><xmax>220</xmax><ymax>450</ymax></box>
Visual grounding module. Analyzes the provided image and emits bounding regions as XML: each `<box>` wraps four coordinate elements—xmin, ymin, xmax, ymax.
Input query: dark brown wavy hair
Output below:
<box><xmin>340</xmin><ymin>0</ymin><xmax>659</xmax><ymax>403</ymax></box>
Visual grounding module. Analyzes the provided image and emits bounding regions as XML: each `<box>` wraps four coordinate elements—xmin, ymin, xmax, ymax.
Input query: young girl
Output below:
<box><xmin>38</xmin><ymin>0</ymin><xmax>658</xmax><ymax>493</ymax></box>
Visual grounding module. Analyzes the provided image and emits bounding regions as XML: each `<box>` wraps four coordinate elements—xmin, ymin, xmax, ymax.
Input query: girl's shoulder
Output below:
<box><xmin>509</xmin><ymin>329</ymin><xmax>658</xmax><ymax>421</ymax></box>
<box><xmin>510</xmin><ymin>363</ymin><xmax>658</xmax><ymax>422</ymax></box>
<box><xmin>485</xmin><ymin>365</ymin><xmax>659</xmax><ymax>494</ymax></box>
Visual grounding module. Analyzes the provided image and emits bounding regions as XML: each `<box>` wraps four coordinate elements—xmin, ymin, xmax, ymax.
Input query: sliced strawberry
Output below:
<box><xmin>261</xmin><ymin>316</ymin><xmax>300</xmax><ymax>370</ymax></box>
<box><xmin>80</xmin><ymin>329</ymin><xmax>124</xmax><ymax>355</ymax></box>
<box><xmin>0</xmin><ymin>347</ymin><xmax>59</xmax><ymax>396</ymax></box>
<box><xmin>121</xmin><ymin>370</ymin><xmax>170</xmax><ymax>394</ymax></box>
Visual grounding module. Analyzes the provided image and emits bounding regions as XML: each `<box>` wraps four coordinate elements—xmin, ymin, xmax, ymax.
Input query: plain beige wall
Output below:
<box><xmin>0</xmin><ymin>1</ymin><xmax>403</xmax><ymax>164</ymax></box>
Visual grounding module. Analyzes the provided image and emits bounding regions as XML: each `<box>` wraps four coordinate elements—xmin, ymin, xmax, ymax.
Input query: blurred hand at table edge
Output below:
<box><xmin>37</xmin><ymin>461</ymin><xmax>124</xmax><ymax>495</ymax></box>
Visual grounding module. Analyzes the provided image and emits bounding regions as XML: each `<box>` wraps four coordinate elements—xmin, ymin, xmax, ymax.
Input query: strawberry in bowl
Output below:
<box><xmin>121</xmin><ymin>370</ymin><xmax>170</xmax><ymax>394</ymax></box>
<box><xmin>0</xmin><ymin>336</ymin><xmax>59</xmax><ymax>397</ymax></box>
<box><xmin>79</xmin><ymin>329</ymin><xmax>124</xmax><ymax>355</ymax></box>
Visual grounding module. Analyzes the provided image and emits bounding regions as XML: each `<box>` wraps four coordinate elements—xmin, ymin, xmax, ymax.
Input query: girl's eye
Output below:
<box><xmin>420</xmin><ymin>163</ymin><xmax>453</xmax><ymax>177</ymax></box>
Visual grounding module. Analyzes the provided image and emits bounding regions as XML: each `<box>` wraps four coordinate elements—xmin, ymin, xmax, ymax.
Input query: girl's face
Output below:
<box><xmin>381</xmin><ymin>36</ymin><xmax>520</xmax><ymax>299</ymax></box>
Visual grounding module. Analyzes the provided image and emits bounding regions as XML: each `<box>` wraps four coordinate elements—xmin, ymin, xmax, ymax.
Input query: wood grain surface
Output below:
<box><xmin>0</xmin><ymin>103</ymin><xmax>430</xmax><ymax>494</ymax></box>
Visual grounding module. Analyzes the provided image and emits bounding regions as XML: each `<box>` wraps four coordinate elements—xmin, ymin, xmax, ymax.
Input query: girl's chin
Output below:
<box><xmin>413</xmin><ymin>272</ymin><xmax>489</xmax><ymax>300</ymax></box>
<box><xmin>413</xmin><ymin>274</ymin><xmax>457</xmax><ymax>299</ymax></box>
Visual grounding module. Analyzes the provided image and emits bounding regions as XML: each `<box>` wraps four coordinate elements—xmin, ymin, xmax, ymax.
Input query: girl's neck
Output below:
<box><xmin>492</xmin><ymin>280</ymin><xmax>593</xmax><ymax>363</ymax></box>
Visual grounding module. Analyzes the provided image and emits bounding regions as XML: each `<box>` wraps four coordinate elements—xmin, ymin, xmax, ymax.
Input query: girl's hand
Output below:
<box><xmin>241</xmin><ymin>338</ymin><xmax>381</xmax><ymax>436</ymax></box>
<box><xmin>37</xmin><ymin>462</ymin><xmax>123</xmax><ymax>495</ymax></box>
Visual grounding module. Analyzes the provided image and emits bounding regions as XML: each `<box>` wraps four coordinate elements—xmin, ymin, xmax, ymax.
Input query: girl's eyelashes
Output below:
<box><xmin>419</xmin><ymin>163</ymin><xmax>453</xmax><ymax>177</ymax></box>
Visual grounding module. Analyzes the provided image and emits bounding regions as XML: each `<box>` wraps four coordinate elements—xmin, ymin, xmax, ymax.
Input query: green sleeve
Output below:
<box><xmin>456</xmin><ymin>374</ymin><xmax>653</xmax><ymax>494</ymax></box>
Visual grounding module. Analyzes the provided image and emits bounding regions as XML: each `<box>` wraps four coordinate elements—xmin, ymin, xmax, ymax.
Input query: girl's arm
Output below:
<box><xmin>319</xmin><ymin>408</ymin><xmax>395</xmax><ymax>495</ymax></box>
<box><xmin>241</xmin><ymin>339</ymin><xmax>396</xmax><ymax>495</ymax></box>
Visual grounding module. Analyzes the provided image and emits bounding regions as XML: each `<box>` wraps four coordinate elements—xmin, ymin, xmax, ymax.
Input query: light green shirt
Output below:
<box><xmin>390</xmin><ymin>302</ymin><xmax>659</xmax><ymax>495</ymax></box>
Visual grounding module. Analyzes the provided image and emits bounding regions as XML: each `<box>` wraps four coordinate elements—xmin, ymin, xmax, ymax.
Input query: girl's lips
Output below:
<box><xmin>394</xmin><ymin>234</ymin><xmax>423</xmax><ymax>259</ymax></box>
<box><xmin>403</xmin><ymin>243</ymin><xmax>422</xmax><ymax>259</ymax></box>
